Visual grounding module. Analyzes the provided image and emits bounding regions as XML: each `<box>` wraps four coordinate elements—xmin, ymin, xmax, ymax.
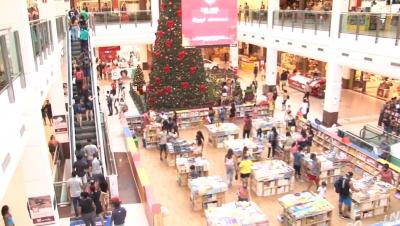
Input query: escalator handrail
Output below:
<box><xmin>66</xmin><ymin>21</ymin><xmax>76</xmax><ymax>167</ymax></box>
<box><xmin>87</xmin><ymin>34</ymin><xmax>107</xmax><ymax>176</ymax></box>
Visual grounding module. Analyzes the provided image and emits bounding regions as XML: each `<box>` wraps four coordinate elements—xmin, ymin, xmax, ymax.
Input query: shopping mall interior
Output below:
<box><xmin>1</xmin><ymin>0</ymin><xmax>400</xmax><ymax>226</ymax></box>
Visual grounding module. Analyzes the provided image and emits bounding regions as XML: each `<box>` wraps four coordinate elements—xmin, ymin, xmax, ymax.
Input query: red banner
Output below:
<box><xmin>182</xmin><ymin>0</ymin><xmax>237</xmax><ymax>47</ymax></box>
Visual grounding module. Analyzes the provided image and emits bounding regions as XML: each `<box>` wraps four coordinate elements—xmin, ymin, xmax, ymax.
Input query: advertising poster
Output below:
<box><xmin>53</xmin><ymin>115</ymin><xmax>68</xmax><ymax>134</ymax></box>
<box><xmin>28</xmin><ymin>195</ymin><xmax>55</xmax><ymax>225</ymax></box>
<box><xmin>182</xmin><ymin>0</ymin><xmax>237</xmax><ymax>47</ymax></box>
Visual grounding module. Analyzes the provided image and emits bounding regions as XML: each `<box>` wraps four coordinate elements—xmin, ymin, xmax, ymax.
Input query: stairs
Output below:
<box><xmin>71</xmin><ymin>39</ymin><xmax>97</xmax><ymax>147</ymax></box>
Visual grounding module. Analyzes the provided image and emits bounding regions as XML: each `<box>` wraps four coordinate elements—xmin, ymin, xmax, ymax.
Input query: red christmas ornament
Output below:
<box><xmin>157</xmin><ymin>31</ymin><xmax>164</xmax><ymax>38</ymax></box>
<box><xmin>154</xmin><ymin>76</ymin><xmax>161</xmax><ymax>84</ymax></box>
<box><xmin>161</xmin><ymin>3</ymin><xmax>166</xmax><ymax>12</ymax></box>
<box><xmin>156</xmin><ymin>90</ymin><xmax>163</xmax><ymax>97</ymax></box>
<box><xmin>166</xmin><ymin>20</ymin><xmax>174</xmax><ymax>29</ymax></box>
<box><xmin>163</xmin><ymin>65</ymin><xmax>171</xmax><ymax>73</ymax></box>
<box><xmin>165</xmin><ymin>39</ymin><xmax>173</xmax><ymax>48</ymax></box>
<box><xmin>154</xmin><ymin>51</ymin><xmax>161</xmax><ymax>58</ymax></box>
<box><xmin>199</xmin><ymin>84</ymin><xmax>207</xmax><ymax>92</ymax></box>
<box><xmin>164</xmin><ymin>86</ymin><xmax>172</xmax><ymax>94</ymax></box>
<box><xmin>147</xmin><ymin>84</ymin><xmax>153</xmax><ymax>91</ymax></box>
<box><xmin>177</xmin><ymin>50</ymin><xmax>186</xmax><ymax>60</ymax></box>
<box><xmin>181</xmin><ymin>82</ymin><xmax>190</xmax><ymax>89</ymax></box>
<box><xmin>177</xmin><ymin>9</ymin><xmax>182</xmax><ymax>17</ymax></box>
<box><xmin>190</xmin><ymin>66</ymin><xmax>197</xmax><ymax>75</ymax></box>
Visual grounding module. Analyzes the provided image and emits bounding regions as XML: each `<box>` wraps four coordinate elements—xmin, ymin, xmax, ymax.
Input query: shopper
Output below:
<box><xmin>267</xmin><ymin>127</ymin><xmax>279</xmax><ymax>158</ymax></box>
<box><xmin>283</xmin><ymin>131</ymin><xmax>294</xmax><ymax>164</ymax></box>
<box><xmin>208</xmin><ymin>107</ymin><xmax>215</xmax><ymax>124</ymax></box>
<box><xmin>285</xmin><ymin>110</ymin><xmax>296</xmax><ymax>130</ymax></box>
<box><xmin>237</xmin><ymin>185</ymin><xmax>249</xmax><ymax>202</ymax></box>
<box><xmin>336</xmin><ymin>172</ymin><xmax>359</xmax><ymax>219</ymax></box>
<box><xmin>111</xmin><ymin>197</ymin><xmax>127</xmax><ymax>226</ymax></box>
<box><xmin>106</xmin><ymin>91</ymin><xmax>113</xmax><ymax>116</ymax></box>
<box><xmin>44</xmin><ymin>100</ymin><xmax>53</xmax><ymax>126</ymax></box>
<box><xmin>74</xmin><ymin>99</ymin><xmax>83</xmax><ymax>127</ymax></box>
<box><xmin>238</xmin><ymin>4</ymin><xmax>242</xmax><ymax>21</ymax></box>
<box><xmin>293</xmin><ymin>146</ymin><xmax>304</xmax><ymax>180</ymax></box>
<box><xmin>75</xmin><ymin>67</ymin><xmax>84</xmax><ymax>96</ymax></box>
<box><xmin>70</xmin><ymin>17</ymin><xmax>79</xmax><ymax>41</ymax></box>
<box><xmin>189</xmin><ymin>165</ymin><xmax>199</xmax><ymax>179</ymax></box>
<box><xmin>83</xmin><ymin>139</ymin><xmax>98</xmax><ymax>165</ymax></box>
<box><xmin>253</xmin><ymin>64</ymin><xmax>258</xmax><ymax>79</ymax></box>
<box><xmin>239</xmin><ymin>155</ymin><xmax>252</xmax><ymax>188</ymax></box>
<box><xmin>85</xmin><ymin>96</ymin><xmax>94</xmax><ymax>121</ymax></box>
<box><xmin>91</xmin><ymin>153</ymin><xmax>102</xmax><ymax>181</ymax></box>
<box><xmin>229</xmin><ymin>102</ymin><xmax>236</xmax><ymax>121</ymax></box>
<box><xmin>301</xmin><ymin>99</ymin><xmax>309</xmax><ymax>119</ymax></box>
<box><xmin>219</xmin><ymin>106</ymin><xmax>226</xmax><ymax>123</ymax></box>
<box><xmin>304</xmin><ymin>82</ymin><xmax>311</xmax><ymax>99</ymax></box>
<box><xmin>80</xmin><ymin>27</ymin><xmax>89</xmax><ymax>51</ymax></box>
<box><xmin>280</xmin><ymin>70</ymin><xmax>289</xmax><ymax>89</ymax></box>
<box><xmin>73</xmin><ymin>155</ymin><xmax>88</xmax><ymax>184</ymax></box>
<box><xmin>244</xmin><ymin>2</ymin><xmax>250</xmax><ymax>22</ymax></box>
<box><xmin>159</xmin><ymin>127</ymin><xmax>168</xmax><ymax>161</ymax></box>
<box><xmin>375</xmin><ymin>163</ymin><xmax>394</xmax><ymax>184</ymax></box>
<box><xmin>1</xmin><ymin>205</ymin><xmax>14</xmax><ymax>226</ymax></box>
<box><xmin>194</xmin><ymin>131</ymin><xmax>204</xmax><ymax>157</ymax></box>
<box><xmin>79</xmin><ymin>192</ymin><xmax>96</xmax><ymax>226</ymax></box>
<box><xmin>307</xmin><ymin>153</ymin><xmax>321</xmax><ymax>192</ymax></box>
<box><xmin>317</xmin><ymin>181</ymin><xmax>327</xmax><ymax>198</ymax></box>
<box><xmin>89</xmin><ymin>184</ymin><xmax>104</xmax><ymax>226</ymax></box>
<box><xmin>281</xmin><ymin>89</ymin><xmax>289</xmax><ymax>111</ymax></box>
<box><xmin>242</xmin><ymin>114</ymin><xmax>252</xmax><ymax>139</ymax></box>
<box><xmin>67</xmin><ymin>171</ymin><xmax>83</xmax><ymax>218</ymax></box>
<box><xmin>225</xmin><ymin>149</ymin><xmax>235</xmax><ymax>187</ymax></box>
<box><xmin>41</xmin><ymin>105</ymin><xmax>47</xmax><ymax>125</ymax></box>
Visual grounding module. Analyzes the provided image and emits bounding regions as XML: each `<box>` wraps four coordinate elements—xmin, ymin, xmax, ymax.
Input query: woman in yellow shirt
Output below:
<box><xmin>239</xmin><ymin>155</ymin><xmax>252</xmax><ymax>187</ymax></box>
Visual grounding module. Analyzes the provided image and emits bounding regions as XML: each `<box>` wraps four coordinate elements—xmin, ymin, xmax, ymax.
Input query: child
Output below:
<box><xmin>189</xmin><ymin>165</ymin><xmax>199</xmax><ymax>179</ymax></box>
<box><xmin>293</xmin><ymin>146</ymin><xmax>304</xmax><ymax>180</ymax></box>
<box><xmin>317</xmin><ymin>181</ymin><xmax>327</xmax><ymax>198</ymax></box>
<box><xmin>256</xmin><ymin>128</ymin><xmax>262</xmax><ymax>139</ymax></box>
<box><xmin>219</xmin><ymin>107</ymin><xmax>226</xmax><ymax>123</ymax></box>
<box><xmin>281</xmin><ymin>89</ymin><xmax>289</xmax><ymax>111</ymax></box>
<box><xmin>238</xmin><ymin>185</ymin><xmax>249</xmax><ymax>202</ymax></box>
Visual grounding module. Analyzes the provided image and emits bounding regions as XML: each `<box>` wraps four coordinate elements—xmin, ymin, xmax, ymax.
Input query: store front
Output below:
<box><xmin>238</xmin><ymin>42</ymin><xmax>266</xmax><ymax>72</ymax></box>
<box><xmin>238</xmin><ymin>0</ymin><xmax>267</xmax><ymax>9</ymax></box>
<box><xmin>201</xmin><ymin>47</ymin><xmax>230</xmax><ymax>64</ymax></box>
<box><xmin>71</xmin><ymin>0</ymin><xmax>150</xmax><ymax>12</ymax></box>
<box><xmin>278</xmin><ymin>51</ymin><xmax>326</xmax><ymax>98</ymax></box>
<box><xmin>348</xmin><ymin>70</ymin><xmax>399</xmax><ymax>100</ymax></box>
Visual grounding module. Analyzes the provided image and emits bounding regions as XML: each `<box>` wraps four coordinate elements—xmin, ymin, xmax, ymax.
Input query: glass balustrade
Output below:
<box><xmin>238</xmin><ymin>9</ymin><xmax>268</xmax><ymax>26</ymax></box>
<box><xmin>273</xmin><ymin>10</ymin><xmax>331</xmax><ymax>33</ymax></box>
<box><xmin>91</xmin><ymin>10</ymin><xmax>152</xmax><ymax>28</ymax></box>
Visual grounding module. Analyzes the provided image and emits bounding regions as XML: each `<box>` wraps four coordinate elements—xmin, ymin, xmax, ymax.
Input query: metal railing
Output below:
<box><xmin>30</xmin><ymin>19</ymin><xmax>53</xmax><ymax>71</ymax></box>
<box><xmin>238</xmin><ymin>9</ymin><xmax>268</xmax><ymax>26</ymax></box>
<box><xmin>53</xmin><ymin>181</ymin><xmax>70</xmax><ymax>207</ymax></box>
<box><xmin>273</xmin><ymin>10</ymin><xmax>332</xmax><ymax>34</ymax></box>
<box><xmin>55</xmin><ymin>15</ymin><xmax>67</xmax><ymax>42</ymax></box>
<box><xmin>91</xmin><ymin>10</ymin><xmax>152</xmax><ymax>29</ymax></box>
<box><xmin>339</xmin><ymin>12</ymin><xmax>400</xmax><ymax>45</ymax></box>
<box><xmin>102</xmin><ymin>112</ymin><xmax>118</xmax><ymax>176</ymax></box>
<box><xmin>66</xmin><ymin>23</ymin><xmax>76</xmax><ymax>167</ymax></box>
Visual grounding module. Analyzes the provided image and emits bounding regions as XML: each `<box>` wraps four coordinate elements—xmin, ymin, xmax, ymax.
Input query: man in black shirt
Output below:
<box><xmin>78</xmin><ymin>192</ymin><xmax>96</xmax><ymax>226</ymax></box>
<box><xmin>73</xmin><ymin>155</ymin><xmax>88</xmax><ymax>183</ymax></box>
<box><xmin>111</xmin><ymin>197</ymin><xmax>127</xmax><ymax>226</ymax></box>
<box><xmin>337</xmin><ymin>172</ymin><xmax>360</xmax><ymax>219</ymax></box>
<box><xmin>281</xmin><ymin>70</ymin><xmax>289</xmax><ymax>89</ymax></box>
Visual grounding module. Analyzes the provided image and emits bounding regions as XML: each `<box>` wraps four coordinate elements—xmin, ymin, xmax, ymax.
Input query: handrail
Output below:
<box><xmin>29</xmin><ymin>19</ymin><xmax>48</xmax><ymax>24</ymax></box>
<box><xmin>66</xmin><ymin>20</ymin><xmax>76</xmax><ymax>167</ymax></box>
<box><xmin>103</xmin><ymin>113</ymin><xmax>118</xmax><ymax>175</ymax></box>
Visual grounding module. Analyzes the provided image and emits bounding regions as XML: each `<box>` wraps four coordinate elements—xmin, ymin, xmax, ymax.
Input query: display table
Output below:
<box><xmin>205</xmin><ymin>201</ymin><xmax>269</xmax><ymax>226</ymax></box>
<box><xmin>252</xmin><ymin>118</ymin><xmax>285</xmax><ymax>141</ymax></box>
<box><xmin>224</xmin><ymin>138</ymin><xmax>264</xmax><ymax>161</ymax></box>
<box><xmin>288</xmin><ymin>74</ymin><xmax>325</xmax><ymax>98</ymax></box>
<box><xmin>165</xmin><ymin>139</ymin><xmax>195</xmax><ymax>167</ymax></box>
<box><xmin>251</xmin><ymin>160</ymin><xmax>294</xmax><ymax>196</ymax></box>
<box><xmin>176</xmin><ymin>157</ymin><xmax>209</xmax><ymax>186</ymax></box>
<box><xmin>350</xmin><ymin>176</ymin><xmax>394</xmax><ymax>220</ymax></box>
<box><xmin>204</xmin><ymin>123</ymin><xmax>240</xmax><ymax>148</ymax></box>
<box><xmin>302</xmin><ymin>152</ymin><xmax>341</xmax><ymax>185</ymax></box>
<box><xmin>189</xmin><ymin>176</ymin><xmax>228</xmax><ymax>211</ymax></box>
<box><xmin>278</xmin><ymin>192</ymin><xmax>333</xmax><ymax>226</ymax></box>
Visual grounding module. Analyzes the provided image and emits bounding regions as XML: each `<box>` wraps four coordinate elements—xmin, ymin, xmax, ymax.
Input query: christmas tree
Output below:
<box><xmin>146</xmin><ymin>0</ymin><xmax>208</xmax><ymax>110</ymax></box>
<box><xmin>133</xmin><ymin>64</ymin><xmax>146</xmax><ymax>93</ymax></box>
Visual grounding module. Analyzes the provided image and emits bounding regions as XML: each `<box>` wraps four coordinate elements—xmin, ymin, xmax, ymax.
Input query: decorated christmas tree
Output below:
<box><xmin>146</xmin><ymin>0</ymin><xmax>208</xmax><ymax>110</ymax></box>
<box><xmin>133</xmin><ymin>65</ymin><xmax>146</xmax><ymax>93</ymax></box>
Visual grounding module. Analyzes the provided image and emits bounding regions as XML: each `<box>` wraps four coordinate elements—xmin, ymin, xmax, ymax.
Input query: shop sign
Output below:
<box><xmin>182</xmin><ymin>0</ymin><xmax>237</xmax><ymax>47</ymax></box>
<box><xmin>27</xmin><ymin>195</ymin><xmax>55</xmax><ymax>225</ymax></box>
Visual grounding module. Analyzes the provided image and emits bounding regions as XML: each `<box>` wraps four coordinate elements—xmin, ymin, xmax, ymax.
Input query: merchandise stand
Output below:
<box><xmin>205</xmin><ymin>201</ymin><xmax>269</xmax><ymax>226</ymax></box>
<box><xmin>301</xmin><ymin>153</ymin><xmax>342</xmax><ymax>185</ymax></box>
<box><xmin>224</xmin><ymin>138</ymin><xmax>265</xmax><ymax>161</ymax></box>
<box><xmin>143</xmin><ymin>124</ymin><xmax>160</xmax><ymax>148</ymax></box>
<box><xmin>252</xmin><ymin>118</ymin><xmax>285</xmax><ymax>142</ymax></box>
<box><xmin>189</xmin><ymin>176</ymin><xmax>228</xmax><ymax>211</ymax></box>
<box><xmin>125</xmin><ymin>115</ymin><xmax>143</xmax><ymax>133</ymax></box>
<box><xmin>251</xmin><ymin>160</ymin><xmax>294</xmax><ymax>196</ymax></box>
<box><xmin>279</xmin><ymin>192</ymin><xmax>333</xmax><ymax>226</ymax></box>
<box><xmin>204</xmin><ymin>123</ymin><xmax>240</xmax><ymax>148</ymax></box>
<box><xmin>350</xmin><ymin>177</ymin><xmax>394</xmax><ymax>220</ymax></box>
<box><xmin>176</xmin><ymin>157</ymin><xmax>209</xmax><ymax>186</ymax></box>
<box><xmin>165</xmin><ymin>140</ymin><xmax>195</xmax><ymax>167</ymax></box>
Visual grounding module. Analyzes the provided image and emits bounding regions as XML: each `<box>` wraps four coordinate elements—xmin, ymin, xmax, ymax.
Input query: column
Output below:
<box><xmin>267</xmin><ymin>0</ymin><xmax>280</xmax><ymax>30</ymax></box>
<box><xmin>151</xmin><ymin>0</ymin><xmax>159</xmax><ymax>27</ymax></box>
<box><xmin>230</xmin><ymin>43</ymin><xmax>239</xmax><ymax>68</ymax></box>
<box><xmin>266</xmin><ymin>48</ymin><xmax>278</xmax><ymax>87</ymax></box>
<box><xmin>341</xmin><ymin>67</ymin><xmax>352</xmax><ymax>89</ymax></box>
<box><xmin>322</xmin><ymin>62</ymin><xmax>343</xmax><ymax>127</ymax></box>
<box><xmin>330</xmin><ymin>0</ymin><xmax>350</xmax><ymax>38</ymax></box>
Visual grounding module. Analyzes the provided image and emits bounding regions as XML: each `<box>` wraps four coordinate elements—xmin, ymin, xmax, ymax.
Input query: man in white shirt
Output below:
<box><xmin>83</xmin><ymin>139</ymin><xmax>98</xmax><ymax>165</ymax></box>
<box><xmin>91</xmin><ymin>153</ymin><xmax>102</xmax><ymax>180</ymax></box>
<box><xmin>67</xmin><ymin>171</ymin><xmax>83</xmax><ymax>218</ymax></box>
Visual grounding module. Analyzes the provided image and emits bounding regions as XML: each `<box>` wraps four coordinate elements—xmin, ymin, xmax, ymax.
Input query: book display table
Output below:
<box><xmin>224</xmin><ymin>138</ymin><xmax>265</xmax><ymax>161</ymax></box>
<box><xmin>251</xmin><ymin>160</ymin><xmax>294</xmax><ymax>196</ymax></box>
<box><xmin>350</xmin><ymin>176</ymin><xmax>394</xmax><ymax>220</ymax></box>
<box><xmin>189</xmin><ymin>176</ymin><xmax>228</xmax><ymax>211</ymax></box>
<box><xmin>176</xmin><ymin>157</ymin><xmax>209</xmax><ymax>186</ymax></box>
<box><xmin>302</xmin><ymin>152</ymin><xmax>341</xmax><ymax>185</ymax></box>
<box><xmin>165</xmin><ymin>139</ymin><xmax>195</xmax><ymax>167</ymax></box>
<box><xmin>278</xmin><ymin>192</ymin><xmax>333</xmax><ymax>226</ymax></box>
<box><xmin>205</xmin><ymin>201</ymin><xmax>269</xmax><ymax>226</ymax></box>
<box><xmin>204</xmin><ymin>123</ymin><xmax>240</xmax><ymax>148</ymax></box>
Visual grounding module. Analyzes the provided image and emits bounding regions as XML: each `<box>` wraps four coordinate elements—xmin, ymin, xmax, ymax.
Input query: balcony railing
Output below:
<box><xmin>91</xmin><ymin>10</ymin><xmax>152</xmax><ymax>29</ymax></box>
<box><xmin>339</xmin><ymin>12</ymin><xmax>400</xmax><ymax>45</ymax></box>
<box><xmin>55</xmin><ymin>15</ymin><xmax>66</xmax><ymax>42</ymax></box>
<box><xmin>238</xmin><ymin>9</ymin><xmax>268</xmax><ymax>26</ymax></box>
<box><xmin>273</xmin><ymin>10</ymin><xmax>331</xmax><ymax>34</ymax></box>
<box><xmin>30</xmin><ymin>19</ymin><xmax>53</xmax><ymax>71</ymax></box>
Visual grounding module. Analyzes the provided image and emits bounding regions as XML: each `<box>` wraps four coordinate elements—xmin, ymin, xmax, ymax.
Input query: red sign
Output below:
<box><xmin>182</xmin><ymin>0</ymin><xmax>237</xmax><ymax>47</ymax></box>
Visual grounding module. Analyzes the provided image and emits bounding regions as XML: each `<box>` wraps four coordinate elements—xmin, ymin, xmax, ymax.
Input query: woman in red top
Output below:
<box><xmin>377</xmin><ymin>163</ymin><xmax>394</xmax><ymax>184</ymax></box>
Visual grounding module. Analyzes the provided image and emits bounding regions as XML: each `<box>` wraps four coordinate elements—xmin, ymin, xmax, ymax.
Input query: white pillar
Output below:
<box><xmin>267</xmin><ymin>0</ymin><xmax>280</xmax><ymax>30</ymax></box>
<box><xmin>151</xmin><ymin>0</ymin><xmax>159</xmax><ymax>28</ymax></box>
<box><xmin>322</xmin><ymin>62</ymin><xmax>343</xmax><ymax>126</ymax></box>
<box><xmin>266</xmin><ymin>48</ymin><xmax>278</xmax><ymax>86</ymax></box>
<box><xmin>330</xmin><ymin>0</ymin><xmax>350</xmax><ymax>38</ymax></box>
<box><xmin>230</xmin><ymin>43</ymin><xmax>239</xmax><ymax>68</ymax></box>
<box><xmin>342</xmin><ymin>66</ymin><xmax>351</xmax><ymax>80</ymax></box>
